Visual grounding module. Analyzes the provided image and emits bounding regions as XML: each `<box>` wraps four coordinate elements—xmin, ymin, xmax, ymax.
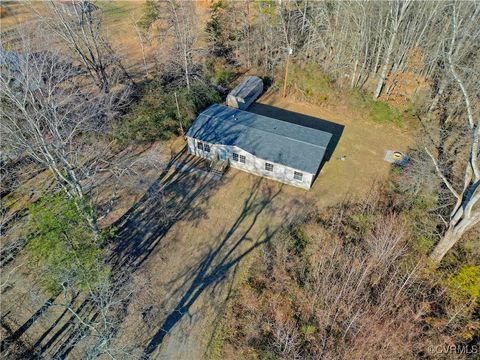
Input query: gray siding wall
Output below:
<box><xmin>187</xmin><ymin>136</ymin><xmax>314</xmax><ymax>189</ymax></box>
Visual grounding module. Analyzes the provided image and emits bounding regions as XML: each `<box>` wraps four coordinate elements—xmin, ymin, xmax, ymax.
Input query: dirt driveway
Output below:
<box><xmin>108</xmin><ymin>151</ymin><xmax>308</xmax><ymax>359</ymax></box>
<box><xmin>110</xmin><ymin>93</ymin><xmax>413</xmax><ymax>359</ymax></box>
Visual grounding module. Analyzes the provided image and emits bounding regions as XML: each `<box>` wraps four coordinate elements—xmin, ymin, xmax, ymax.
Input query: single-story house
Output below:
<box><xmin>186</xmin><ymin>104</ymin><xmax>332</xmax><ymax>190</ymax></box>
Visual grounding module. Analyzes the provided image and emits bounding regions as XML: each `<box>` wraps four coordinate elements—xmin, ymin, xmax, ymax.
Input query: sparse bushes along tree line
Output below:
<box><xmin>117</xmin><ymin>81</ymin><xmax>220</xmax><ymax>144</ymax></box>
<box><xmin>0</xmin><ymin>0</ymin><xmax>478</xmax><ymax>358</ymax></box>
<box><xmin>217</xmin><ymin>184</ymin><xmax>479</xmax><ymax>359</ymax></box>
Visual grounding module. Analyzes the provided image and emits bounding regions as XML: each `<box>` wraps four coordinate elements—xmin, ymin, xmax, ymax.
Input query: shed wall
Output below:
<box><xmin>226</xmin><ymin>85</ymin><xmax>263</xmax><ymax>110</ymax></box>
<box><xmin>226</xmin><ymin>77</ymin><xmax>263</xmax><ymax>110</ymax></box>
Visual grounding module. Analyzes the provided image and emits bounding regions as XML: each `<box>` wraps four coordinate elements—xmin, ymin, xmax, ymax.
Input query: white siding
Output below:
<box><xmin>186</xmin><ymin>136</ymin><xmax>314</xmax><ymax>189</ymax></box>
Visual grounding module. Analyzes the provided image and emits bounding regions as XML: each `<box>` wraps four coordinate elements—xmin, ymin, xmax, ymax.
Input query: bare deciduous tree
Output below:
<box><xmin>0</xmin><ymin>29</ymin><xmax>130</xmax><ymax>237</ymax></box>
<box><xmin>158</xmin><ymin>0</ymin><xmax>199</xmax><ymax>90</ymax></box>
<box><xmin>40</xmin><ymin>0</ymin><xmax>133</xmax><ymax>93</ymax></box>
<box><xmin>227</xmin><ymin>204</ymin><xmax>428</xmax><ymax>359</ymax></box>
<box><xmin>26</xmin><ymin>270</ymin><xmax>149</xmax><ymax>359</ymax></box>
<box><xmin>426</xmin><ymin>3</ymin><xmax>480</xmax><ymax>263</ymax></box>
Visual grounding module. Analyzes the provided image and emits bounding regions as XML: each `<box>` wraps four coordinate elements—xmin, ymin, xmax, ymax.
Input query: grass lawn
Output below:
<box><xmin>251</xmin><ymin>91</ymin><xmax>413</xmax><ymax>206</ymax></box>
<box><xmin>0</xmin><ymin>2</ymin><xmax>415</xmax><ymax>357</ymax></box>
<box><xmin>108</xmin><ymin>90</ymin><xmax>414</xmax><ymax>358</ymax></box>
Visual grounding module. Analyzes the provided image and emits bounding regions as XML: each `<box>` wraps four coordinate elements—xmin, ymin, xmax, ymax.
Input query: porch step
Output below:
<box><xmin>209</xmin><ymin>159</ymin><xmax>229</xmax><ymax>177</ymax></box>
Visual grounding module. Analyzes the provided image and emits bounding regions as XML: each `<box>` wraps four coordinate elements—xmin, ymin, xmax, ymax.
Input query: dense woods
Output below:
<box><xmin>0</xmin><ymin>0</ymin><xmax>478</xmax><ymax>359</ymax></box>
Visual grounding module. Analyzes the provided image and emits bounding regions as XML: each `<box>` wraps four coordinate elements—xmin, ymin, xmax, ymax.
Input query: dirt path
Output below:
<box><xmin>111</xmin><ymin>93</ymin><xmax>414</xmax><ymax>359</ymax></box>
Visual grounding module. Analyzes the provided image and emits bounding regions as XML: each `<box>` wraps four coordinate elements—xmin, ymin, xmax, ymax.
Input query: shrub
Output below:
<box><xmin>300</xmin><ymin>324</ymin><xmax>316</xmax><ymax>336</ymax></box>
<box><xmin>211</xmin><ymin>68</ymin><xmax>235</xmax><ymax>87</ymax></box>
<box><xmin>27</xmin><ymin>194</ymin><xmax>108</xmax><ymax>294</ymax></box>
<box><xmin>288</xmin><ymin>225</ymin><xmax>310</xmax><ymax>255</ymax></box>
<box><xmin>446</xmin><ymin>265</ymin><xmax>480</xmax><ymax>305</ymax></box>
<box><xmin>117</xmin><ymin>81</ymin><xmax>220</xmax><ymax>144</ymax></box>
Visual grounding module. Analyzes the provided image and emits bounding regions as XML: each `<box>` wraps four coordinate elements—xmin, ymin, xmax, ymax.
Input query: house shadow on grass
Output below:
<box><xmin>248</xmin><ymin>103</ymin><xmax>344</xmax><ymax>162</ymax></box>
<box><xmin>140</xmin><ymin>178</ymin><xmax>283</xmax><ymax>359</ymax></box>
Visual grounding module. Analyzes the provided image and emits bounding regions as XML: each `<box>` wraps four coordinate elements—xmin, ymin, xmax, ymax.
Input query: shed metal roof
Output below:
<box><xmin>229</xmin><ymin>76</ymin><xmax>263</xmax><ymax>99</ymax></box>
<box><xmin>186</xmin><ymin>104</ymin><xmax>332</xmax><ymax>174</ymax></box>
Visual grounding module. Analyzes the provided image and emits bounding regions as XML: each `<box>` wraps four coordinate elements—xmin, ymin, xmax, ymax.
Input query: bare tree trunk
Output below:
<box><xmin>426</xmin><ymin>4</ymin><xmax>480</xmax><ymax>264</ymax></box>
<box><xmin>166</xmin><ymin>0</ymin><xmax>195</xmax><ymax>90</ymax></box>
<box><xmin>428</xmin><ymin>78</ymin><xmax>446</xmax><ymax>115</ymax></box>
<box><xmin>374</xmin><ymin>0</ymin><xmax>410</xmax><ymax>98</ymax></box>
<box><xmin>133</xmin><ymin>21</ymin><xmax>149</xmax><ymax>79</ymax></box>
<box><xmin>430</xmin><ymin>216</ymin><xmax>477</xmax><ymax>263</ymax></box>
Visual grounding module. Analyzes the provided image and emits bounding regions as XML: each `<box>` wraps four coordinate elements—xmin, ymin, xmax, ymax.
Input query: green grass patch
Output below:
<box><xmin>367</xmin><ymin>99</ymin><xmax>402</xmax><ymax>125</ymax></box>
<box><xmin>206</xmin><ymin>321</ymin><xmax>226</xmax><ymax>360</ymax></box>
<box><xmin>27</xmin><ymin>194</ymin><xmax>108</xmax><ymax>294</ymax></box>
<box><xmin>94</xmin><ymin>1</ymin><xmax>138</xmax><ymax>23</ymax></box>
<box><xmin>288</xmin><ymin>63</ymin><xmax>332</xmax><ymax>103</ymax></box>
<box><xmin>349</xmin><ymin>90</ymin><xmax>403</xmax><ymax>126</ymax></box>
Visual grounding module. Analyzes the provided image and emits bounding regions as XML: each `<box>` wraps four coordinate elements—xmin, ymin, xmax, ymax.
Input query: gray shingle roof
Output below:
<box><xmin>186</xmin><ymin>104</ymin><xmax>332</xmax><ymax>174</ymax></box>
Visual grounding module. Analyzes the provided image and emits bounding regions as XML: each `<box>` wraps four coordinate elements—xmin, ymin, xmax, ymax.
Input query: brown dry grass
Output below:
<box><xmin>0</xmin><ymin>86</ymin><xmax>415</xmax><ymax>358</ymax></box>
<box><xmin>0</xmin><ymin>2</ymin><xmax>417</xmax><ymax>357</ymax></box>
<box><xmin>251</xmin><ymin>91</ymin><xmax>413</xmax><ymax>206</ymax></box>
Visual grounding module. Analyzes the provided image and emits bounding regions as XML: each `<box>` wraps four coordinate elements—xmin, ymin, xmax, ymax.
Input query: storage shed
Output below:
<box><xmin>186</xmin><ymin>104</ymin><xmax>332</xmax><ymax>189</ymax></box>
<box><xmin>226</xmin><ymin>76</ymin><xmax>263</xmax><ymax>110</ymax></box>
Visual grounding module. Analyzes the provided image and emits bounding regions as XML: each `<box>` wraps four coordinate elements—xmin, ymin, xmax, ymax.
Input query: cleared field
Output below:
<box><xmin>107</xmin><ymin>92</ymin><xmax>413</xmax><ymax>358</ymax></box>
<box><xmin>1</xmin><ymin>2</ymin><xmax>415</xmax><ymax>358</ymax></box>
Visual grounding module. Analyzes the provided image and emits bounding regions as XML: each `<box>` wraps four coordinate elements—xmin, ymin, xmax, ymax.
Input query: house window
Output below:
<box><xmin>204</xmin><ymin>144</ymin><xmax>210</xmax><ymax>153</ymax></box>
<box><xmin>265</xmin><ymin>162</ymin><xmax>274</xmax><ymax>172</ymax></box>
<box><xmin>294</xmin><ymin>171</ymin><xmax>303</xmax><ymax>181</ymax></box>
<box><xmin>197</xmin><ymin>141</ymin><xmax>204</xmax><ymax>151</ymax></box>
<box><xmin>232</xmin><ymin>153</ymin><xmax>245</xmax><ymax>163</ymax></box>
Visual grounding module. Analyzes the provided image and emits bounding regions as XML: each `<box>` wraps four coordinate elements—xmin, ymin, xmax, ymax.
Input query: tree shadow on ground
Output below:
<box><xmin>0</xmin><ymin>295</ymin><xmax>57</xmax><ymax>354</ymax></box>
<box><xmin>141</xmin><ymin>178</ymin><xmax>283</xmax><ymax>359</ymax></box>
<box><xmin>108</xmin><ymin>146</ymin><xmax>224</xmax><ymax>271</ymax></box>
<box><xmin>29</xmin><ymin>146</ymin><xmax>225</xmax><ymax>358</ymax></box>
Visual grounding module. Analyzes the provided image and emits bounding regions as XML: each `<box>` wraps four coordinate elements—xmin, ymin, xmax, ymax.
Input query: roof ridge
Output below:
<box><xmin>199</xmin><ymin>109</ymin><xmax>328</xmax><ymax>150</ymax></box>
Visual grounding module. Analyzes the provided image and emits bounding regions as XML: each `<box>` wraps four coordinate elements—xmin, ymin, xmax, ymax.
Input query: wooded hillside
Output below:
<box><xmin>0</xmin><ymin>1</ymin><xmax>478</xmax><ymax>359</ymax></box>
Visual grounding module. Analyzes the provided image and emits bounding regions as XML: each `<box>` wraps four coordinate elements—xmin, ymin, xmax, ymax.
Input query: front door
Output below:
<box><xmin>218</xmin><ymin>148</ymin><xmax>228</xmax><ymax>161</ymax></box>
